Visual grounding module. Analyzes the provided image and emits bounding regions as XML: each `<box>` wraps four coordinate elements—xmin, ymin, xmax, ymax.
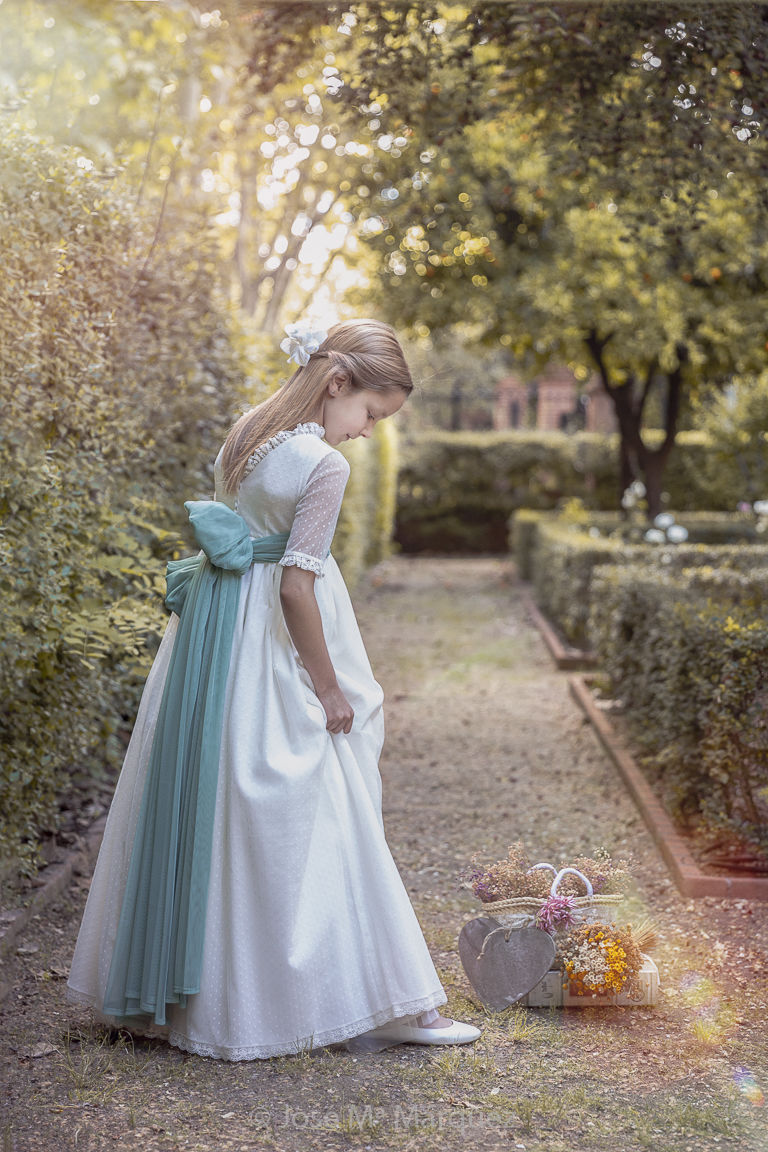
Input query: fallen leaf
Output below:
<box><xmin>21</xmin><ymin>1043</ymin><xmax>57</xmax><ymax>1059</ymax></box>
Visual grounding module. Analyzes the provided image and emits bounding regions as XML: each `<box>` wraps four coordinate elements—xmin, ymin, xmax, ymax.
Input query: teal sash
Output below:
<box><xmin>103</xmin><ymin>501</ymin><xmax>289</xmax><ymax>1025</ymax></box>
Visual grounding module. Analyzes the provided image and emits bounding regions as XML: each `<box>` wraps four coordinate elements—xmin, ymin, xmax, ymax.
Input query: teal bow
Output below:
<box><xmin>165</xmin><ymin>502</ymin><xmax>289</xmax><ymax>615</ymax></box>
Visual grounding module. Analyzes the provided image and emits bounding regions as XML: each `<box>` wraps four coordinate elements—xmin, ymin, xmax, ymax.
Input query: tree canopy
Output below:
<box><xmin>329</xmin><ymin>2</ymin><xmax>768</xmax><ymax>510</ymax></box>
<box><xmin>3</xmin><ymin>1</ymin><xmax>767</xmax><ymax>508</ymax></box>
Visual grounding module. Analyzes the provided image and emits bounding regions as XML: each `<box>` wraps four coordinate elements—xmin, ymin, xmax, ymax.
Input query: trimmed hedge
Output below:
<box><xmin>0</xmin><ymin>128</ymin><xmax>395</xmax><ymax>875</ymax></box>
<box><xmin>515</xmin><ymin>511</ymin><xmax>767</xmax><ymax>645</ymax></box>
<box><xmin>395</xmin><ymin>429</ymin><xmax>752</xmax><ymax>553</ymax></box>
<box><xmin>335</xmin><ymin>421</ymin><xmax>399</xmax><ymax>591</ymax></box>
<box><xmin>0</xmin><ymin>128</ymin><xmax>256</xmax><ymax>874</ymax></box>
<box><xmin>589</xmin><ymin>563</ymin><xmax>768</xmax><ymax>851</ymax></box>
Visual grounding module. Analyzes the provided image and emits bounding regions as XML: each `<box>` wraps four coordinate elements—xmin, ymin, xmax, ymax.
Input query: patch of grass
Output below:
<box><xmin>429</xmin><ymin>1046</ymin><xmax>497</xmax><ymax>1081</ymax></box>
<box><xmin>654</xmin><ymin>1091</ymin><xmax>740</xmax><ymax>1135</ymax></box>
<box><xmin>56</xmin><ymin>1025</ymin><xmax>157</xmax><ymax>1106</ymax></box>
<box><xmin>438</xmin><ymin>646</ymin><xmax>535</xmax><ymax>684</ymax></box>
<box><xmin>510</xmin><ymin>1093</ymin><xmax>537</xmax><ymax>1133</ymax></box>
<box><xmin>425</xmin><ymin>925</ymin><xmax>458</xmax><ymax>953</ymax></box>
<box><xmin>267</xmin><ymin>1041</ymin><xmax>330</xmax><ymax>1075</ymax></box>
<box><xmin>478</xmin><ymin>1081</ymin><xmax>755</xmax><ymax>1152</ymax></box>
<box><xmin>497</xmin><ymin>1006</ymin><xmax>564</xmax><ymax>1047</ymax></box>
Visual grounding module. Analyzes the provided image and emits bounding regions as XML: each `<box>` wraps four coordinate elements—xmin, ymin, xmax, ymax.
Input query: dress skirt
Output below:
<box><xmin>67</xmin><ymin>550</ymin><xmax>447</xmax><ymax>1059</ymax></box>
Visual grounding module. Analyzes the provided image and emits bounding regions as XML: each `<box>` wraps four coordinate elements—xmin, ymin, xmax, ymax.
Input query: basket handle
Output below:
<box><xmin>527</xmin><ymin>862</ymin><xmax>557</xmax><ymax>878</ymax></box>
<box><xmin>550</xmin><ymin>866</ymin><xmax>593</xmax><ymax>898</ymax></box>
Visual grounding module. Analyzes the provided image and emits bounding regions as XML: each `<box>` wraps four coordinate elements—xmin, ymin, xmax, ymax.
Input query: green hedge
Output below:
<box><xmin>395</xmin><ymin>430</ymin><xmax>752</xmax><ymax>553</ymax></box>
<box><xmin>0</xmin><ymin>128</ymin><xmax>253</xmax><ymax>874</ymax></box>
<box><xmin>515</xmin><ymin>511</ymin><xmax>767</xmax><ymax>645</ymax></box>
<box><xmin>0</xmin><ymin>128</ymin><xmax>392</xmax><ymax>876</ymax></box>
<box><xmin>335</xmin><ymin>421</ymin><xmax>399</xmax><ymax>591</ymax></box>
<box><xmin>589</xmin><ymin>564</ymin><xmax>768</xmax><ymax>851</ymax></box>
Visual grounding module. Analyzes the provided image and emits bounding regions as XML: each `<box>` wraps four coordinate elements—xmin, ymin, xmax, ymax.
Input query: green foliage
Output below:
<box><xmin>333</xmin><ymin>438</ymin><xmax>369</xmax><ymax>593</ymax></box>
<box><xmin>692</xmin><ymin>373</ymin><xmax>768</xmax><ymax>505</ymax></box>
<box><xmin>365</xmin><ymin>420</ymin><xmax>400</xmax><ymax>568</ymax></box>
<box><xmin>396</xmin><ymin>430</ymin><xmax>736</xmax><ymax>554</ymax></box>
<box><xmin>2</xmin><ymin>2</ymin><xmax>374</xmax><ymax>330</ymax></box>
<box><xmin>510</xmin><ymin>509</ymin><xmax>544</xmax><ymax>581</ymax></box>
<box><xmin>518</xmin><ymin>512</ymin><xmax>766</xmax><ymax>646</ymax></box>
<box><xmin>520</xmin><ymin>498</ymin><xmax>768</xmax><ymax>846</ymax></box>
<box><xmin>589</xmin><ymin>564</ymin><xmax>768</xmax><ymax>849</ymax></box>
<box><xmin>342</xmin><ymin>4</ymin><xmax>768</xmax><ymax>512</ymax></box>
<box><xmin>334</xmin><ymin>421</ymin><xmax>400</xmax><ymax>590</ymax></box>
<box><xmin>0</xmin><ymin>127</ymin><xmax>249</xmax><ymax>873</ymax></box>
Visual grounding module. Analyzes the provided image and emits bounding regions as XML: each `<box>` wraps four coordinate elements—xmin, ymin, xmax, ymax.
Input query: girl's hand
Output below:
<box><xmin>316</xmin><ymin>684</ymin><xmax>354</xmax><ymax>734</ymax></box>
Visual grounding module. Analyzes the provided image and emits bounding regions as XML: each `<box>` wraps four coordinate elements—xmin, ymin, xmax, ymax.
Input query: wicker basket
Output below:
<box><xmin>469</xmin><ymin>864</ymin><xmax>623</xmax><ymax>929</ymax></box>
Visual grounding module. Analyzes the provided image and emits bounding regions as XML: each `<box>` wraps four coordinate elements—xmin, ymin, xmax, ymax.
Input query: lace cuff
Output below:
<box><xmin>278</xmin><ymin>551</ymin><xmax>326</xmax><ymax>578</ymax></box>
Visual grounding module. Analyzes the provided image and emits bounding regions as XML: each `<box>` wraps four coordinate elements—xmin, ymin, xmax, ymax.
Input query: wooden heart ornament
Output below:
<box><xmin>458</xmin><ymin>916</ymin><xmax>557</xmax><ymax>1010</ymax></box>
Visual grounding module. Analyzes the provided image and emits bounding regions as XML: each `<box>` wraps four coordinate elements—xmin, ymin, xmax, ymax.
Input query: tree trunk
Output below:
<box><xmin>639</xmin><ymin>452</ymin><xmax>666</xmax><ymax>520</ymax></box>
<box><xmin>636</xmin><ymin>366</ymin><xmax>683</xmax><ymax>518</ymax></box>
<box><xmin>619</xmin><ymin>435</ymin><xmax>635</xmax><ymax>519</ymax></box>
<box><xmin>586</xmin><ymin>332</ymin><xmax>683</xmax><ymax>519</ymax></box>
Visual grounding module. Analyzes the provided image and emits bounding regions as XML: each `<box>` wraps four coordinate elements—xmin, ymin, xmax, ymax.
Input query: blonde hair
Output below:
<box><xmin>221</xmin><ymin>318</ymin><xmax>413</xmax><ymax>492</ymax></box>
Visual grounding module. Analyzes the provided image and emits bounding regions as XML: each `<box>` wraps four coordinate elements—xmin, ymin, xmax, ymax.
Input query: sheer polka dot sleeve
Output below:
<box><xmin>278</xmin><ymin>452</ymin><xmax>351</xmax><ymax>578</ymax></box>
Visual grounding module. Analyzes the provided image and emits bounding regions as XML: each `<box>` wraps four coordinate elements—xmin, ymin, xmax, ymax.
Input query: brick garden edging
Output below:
<box><xmin>569</xmin><ymin>675</ymin><xmax>768</xmax><ymax>901</ymax></box>
<box><xmin>521</xmin><ymin>590</ymin><xmax>597</xmax><ymax>671</ymax></box>
<box><xmin>0</xmin><ymin>816</ymin><xmax>106</xmax><ymax>964</ymax></box>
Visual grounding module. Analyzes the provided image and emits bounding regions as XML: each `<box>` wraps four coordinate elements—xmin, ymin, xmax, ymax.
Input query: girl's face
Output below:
<box><xmin>318</xmin><ymin>381</ymin><xmax>406</xmax><ymax>446</ymax></box>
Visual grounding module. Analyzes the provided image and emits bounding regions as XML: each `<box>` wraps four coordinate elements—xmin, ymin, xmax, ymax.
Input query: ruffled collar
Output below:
<box><xmin>243</xmin><ymin>421</ymin><xmax>325</xmax><ymax>477</ymax></box>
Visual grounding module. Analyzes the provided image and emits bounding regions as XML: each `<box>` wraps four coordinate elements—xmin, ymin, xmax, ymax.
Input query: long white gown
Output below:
<box><xmin>67</xmin><ymin>422</ymin><xmax>447</xmax><ymax>1059</ymax></box>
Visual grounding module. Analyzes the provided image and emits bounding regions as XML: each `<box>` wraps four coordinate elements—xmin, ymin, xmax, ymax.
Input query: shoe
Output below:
<box><xmin>372</xmin><ymin>1018</ymin><xmax>481</xmax><ymax>1046</ymax></box>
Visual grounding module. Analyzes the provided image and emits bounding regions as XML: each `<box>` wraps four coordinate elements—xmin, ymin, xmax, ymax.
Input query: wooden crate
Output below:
<box><xmin>521</xmin><ymin>955</ymin><xmax>659</xmax><ymax>1007</ymax></box>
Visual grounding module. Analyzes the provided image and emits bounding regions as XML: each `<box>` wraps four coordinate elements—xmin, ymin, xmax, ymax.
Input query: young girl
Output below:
<box><xmin>67</xmin><ymin>318</ymin><xmax>481</xmax><ymax>1059</ymax></box>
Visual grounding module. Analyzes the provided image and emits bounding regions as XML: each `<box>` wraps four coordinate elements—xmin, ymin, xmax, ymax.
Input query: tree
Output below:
<box><xmin>2</xmin><ymin>1</ymin><xmax>375</xmax><ymax>333</ymax></box>
<box><xmin>694</xmin><ymin>374</ymin><xmax>768</xmax><ymax>507</ymax></box>
<box><xmin>332</xmin><ymin>2</ymin><xmax>768</xmax><ymax>513</ymax></box>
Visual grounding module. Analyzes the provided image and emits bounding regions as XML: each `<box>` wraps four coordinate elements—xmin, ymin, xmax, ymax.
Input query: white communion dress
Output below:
<box><xmin>67</xmin><ymin>422</ymin><xmax>447</xmax><ymax>1059</ymax></box>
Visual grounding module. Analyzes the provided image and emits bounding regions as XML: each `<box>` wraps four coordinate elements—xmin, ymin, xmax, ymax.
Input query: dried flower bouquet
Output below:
<box><xmin>459</xmin><ymin>842</ymin><xmax>632</xmax><ymax>903</ymax></box>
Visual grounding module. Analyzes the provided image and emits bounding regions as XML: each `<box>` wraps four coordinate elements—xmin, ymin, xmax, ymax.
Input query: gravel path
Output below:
<box><xmin>2</xmin><ymin>556</ymin><xmax>767</xmax><ymax>1151</ymax></box>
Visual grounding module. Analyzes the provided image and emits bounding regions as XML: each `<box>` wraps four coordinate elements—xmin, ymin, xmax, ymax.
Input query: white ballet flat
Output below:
<box><xmin>372</xmin><ymin>1018</ymin><xmax>481</xmax><ymax>1046</ymax></box>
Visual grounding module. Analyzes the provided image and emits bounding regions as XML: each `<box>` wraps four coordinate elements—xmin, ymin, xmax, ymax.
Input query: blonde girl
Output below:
<box><xmin>68</xmin><ymin>318</ymin><xmax>481</xmax><ymax>1057</ymax></box>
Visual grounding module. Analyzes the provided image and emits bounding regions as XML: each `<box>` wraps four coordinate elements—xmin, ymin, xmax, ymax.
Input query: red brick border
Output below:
<box><xmin>522</xmin><ymin>590</ymin><xmax>597</xmax><ymax>671</ymax></box>
<box><xmin>569</xmin><ymin>675</ymin><xmax>768</xmax><ymax>901</ymax></box>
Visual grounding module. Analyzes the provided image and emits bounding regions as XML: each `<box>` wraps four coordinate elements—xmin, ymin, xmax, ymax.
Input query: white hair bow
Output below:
<box><xmin>280</xmin><ymin>324</ymin><xmax>328</xmax><ymax>367</ymax></box>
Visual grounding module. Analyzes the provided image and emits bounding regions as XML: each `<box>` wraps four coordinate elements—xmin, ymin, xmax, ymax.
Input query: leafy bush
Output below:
<box><xmin>365</xmin><ymin>419</ymin><xmax>399</xmax><ymax>569</ymax></box>
<box><xmin>395</xmin><ymin>429</ymin><xmax>742</xmax><ymax>553</ymax></box>
<box><xmin>334</xmin><ymin>422</ymin><xmax>399</xmax><ymax>591</ymax></box>
<box><xmin>589</xmin><ymin>564</ymin><xmax>768</xmax><ymax>851</ymax></box>
<box><xmin>0</xmin><ymin>127</ymin><xmax>250</xmax><ymax>873</ymax></box>
<box><xmin>692</xmin><ymin>372</ymin><xmax>768</xmax><ymax>506</ymax></box>
<box><xmin>518</xmin><ymin>512</ymin><xmax>767</xmax><ymax>645</ymax></box>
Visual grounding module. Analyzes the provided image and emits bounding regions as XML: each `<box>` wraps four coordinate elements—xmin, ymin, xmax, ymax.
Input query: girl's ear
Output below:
<box><xmin>327</xmin><ymin>369</ymin><xmax>351</xmax><ymax>396</ymax></box>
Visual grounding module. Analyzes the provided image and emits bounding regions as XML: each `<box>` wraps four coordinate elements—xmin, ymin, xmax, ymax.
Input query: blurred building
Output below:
<box><xmin>494</xmin><ymin>365</ymin><xmax>617</xmax><ymax>433</ymax></box>
<box><xmin>493</xmin><ymin>372</ymin><xmax>528</xmax><ymax>429</ymax></box>
<box><xmin>583</xmin><ymin>377</ymin><xmax>618</xmax><ymax>434</ymax></box>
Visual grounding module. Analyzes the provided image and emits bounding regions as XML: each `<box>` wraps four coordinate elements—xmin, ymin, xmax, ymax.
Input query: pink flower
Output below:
<box><xmin>536</xmin><ymin>894</ymin><xmax>576</xmax><ymax>935</ymax></box>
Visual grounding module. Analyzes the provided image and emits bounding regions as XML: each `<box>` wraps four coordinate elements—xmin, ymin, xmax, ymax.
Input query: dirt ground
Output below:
<box><xmin>2</xmin><ymin>556</ymin><xmax>768</xmax><ymax>1152</ymax></box>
